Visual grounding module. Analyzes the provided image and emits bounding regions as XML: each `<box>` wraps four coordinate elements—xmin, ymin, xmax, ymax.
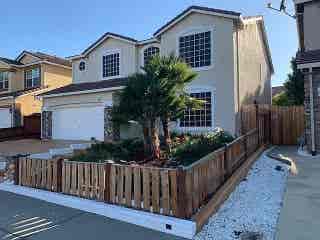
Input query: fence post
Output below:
<box><xmin>14</xmin><ymin>157</ymin><xmax>20</xmax><ymax>185</ymax></box>
<box><xmin>177</xmin><ymin>168</ymin><xmax>187</xmax><ymax>219</ymax></box>
<box><xmin>244</xmin><ymin>134</ymin><xmax>248</xmax><ymax>160</ymax></box>
<box><xmin>224</xmin><ymin>144</ymin><xmax>230</xmax><ymax>178</ymax></box>
<box><xmin>104</xmin><ymin>163</ymin><xmax>111</xmax><ymax>203</ymax></box>
<box><xmin>56</xmin><ymin>158</ymin><xmax>63</xmax><ymax>192</ymax></box>
<box><xmin>255</xmin><ymin>103</ymin><xmax>260</xmax><ymax>146</ymax></box>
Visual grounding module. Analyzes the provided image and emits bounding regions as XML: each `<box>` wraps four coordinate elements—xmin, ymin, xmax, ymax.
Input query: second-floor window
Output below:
<box><xmin>144</xmin><ymin>46</ymin><xmax>160</xmax><ymax>65</ymax></box>
<box><xmin>24</xmin><ymin>68</ymin><xmax>40</xmax><ymax>89</ymax></box>
<box><xmin>0</xmin><ymin>72</ymin><xmax>9</xmax><ymax>90</ymax></box>
<box><xmin>103</xmin><ymin>52</ymin><xmax>120</xmax><ymax>78</ymax></box>
<box><xmin>179</xmin><ymin>31</ymin><xmax>212</xmax><ymax>68</ymax></box>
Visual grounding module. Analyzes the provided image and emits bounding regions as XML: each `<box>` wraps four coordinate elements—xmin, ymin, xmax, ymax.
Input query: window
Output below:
<box><xmin>143</xmin><ymin>46</ymin><xmax>160</xmax><ymax>65</ymax></box>
<box><xmin>24</xmin><ymin>68</ymin><xmax>40</xmax><ymax>89</ymax></box>
<box><xmin>180</xmin><ymin>92</ymin><xmax>212</xmax><ymax>128</ymax></box>
<box><xmin>79</xmin><ymin>61</ymin><xmax>85</xmax><ymax>71</ymax></box>
<box><xmin>0</xmin><ymin>72</ymin><xmax>9</xmax><ymax>90</ymax></box>
<box><xmin>103</xmin><ymin>52</ymin><xmax>120</xmax><ymax>78</ymax></box>
<box><xmin>179</xmin><ymin>31</ymin><xmax>211</xmax><ymax>68</ymax></box>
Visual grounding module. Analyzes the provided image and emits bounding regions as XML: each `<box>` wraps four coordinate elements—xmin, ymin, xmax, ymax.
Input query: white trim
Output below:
<box><xmin>140</xmin><ymin>44</ymin><xmax>161</xmax><ymax>67</ymax></box>
<box><xmin>298</xmin><ymin>62</ymin><xmax>320</xmax><ymax>69</ymax></box>
<box><xmin>154</xmin><ymin>9</ymin><xmax>240</xmax><ymax>37</ymax></box>
<box><xmin>0</xmin><ymin>60</ymin><xmax>11</xmax><ymax>68</ymax></box>
<box><xmin>176</xmin><ymin>86</ymin><xmax>216</xmax><ymax>132</ymax></box>
<box><xmin>11</xmin><ymin>60</ymin><xmax>72</xmax><ymax>70</ymax></box>
<box><xmin>0</xmin><ymin>96</ymin><xmax>14</xmax><ymax>101</ymax></box>
<box><xmin>0</xmin><ymin>182</ymin><xmax>196</xmax><ymax>239</ymax></box>
<box><xmin>176</xmin><ymin>26</ymin><xmax>215</xmax><ymax>72</ymax></box>
<box><xmin>138</xmin><ymin>38</ymin><xmax>160</xmax><ymax>45</ymax></box>
<box><xmin>47</xmin><ymin>102</ymin><xmax>105</xmax><ymax>111</ymax></box>
<box><xmin>82</xmin><ymin>34</ymin><xmax>137</xmax><ymax>57</ymax></box>
<box><xmin>41</xmin><ymin>86</ymin><xmax>125</xmax><ymax>99</ymax></box>
<box><xmin>16</xmin><ymin>52</ymin><xmax>41</xmax><ymax>62</ymax></box>
<box><xmin>102</xmin><ymin>49</ymin><xmax>122</xmax><ymax>80</ymax></box>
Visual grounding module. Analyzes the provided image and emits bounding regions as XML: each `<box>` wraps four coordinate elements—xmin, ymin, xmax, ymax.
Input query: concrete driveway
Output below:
<box><xmin>0</xmin><ymin>139</ymin><xmax>91</xmax><ymax>157</ymax></box>
<box><xmin>0</xmin><ymin>190</ymin><xmax>186</xmax><ymax>240</ymax></box>
<box><xmin>273</xmin><ymin>146</ymin><xmax>320</xmax><ymax>240</ymax></box>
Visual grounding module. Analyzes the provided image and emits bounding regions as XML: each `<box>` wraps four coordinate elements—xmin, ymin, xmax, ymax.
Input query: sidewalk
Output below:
<box><xmin>0</xmin><ymin>190</ymin><xmax>185</xmax><ymax>240</ymax></box>
<box><xmin>272</xmin><ymin>146</ymin><xmax>320</xmax><ymax>240</ymax></box>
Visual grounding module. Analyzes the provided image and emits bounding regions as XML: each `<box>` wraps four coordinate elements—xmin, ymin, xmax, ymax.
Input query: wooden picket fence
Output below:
<box><xmin>241</xmin><ymin>105</ymin><xmax>304</xmax><ymax>145</ymax></box>
<box><xmin>18</xmin><ymin>157</ymin><xmax>62</xmax><ymax>192</ymax></box>
<box><xmin>16</xmin><ymin>128</ymin><xmax>260</xmax><ymax>220</ymax></box>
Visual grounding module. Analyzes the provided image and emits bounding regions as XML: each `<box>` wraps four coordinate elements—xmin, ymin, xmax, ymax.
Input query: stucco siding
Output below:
<box><xmin>19</xmin><ymin>54</ymin><xmax>40</xmax><ymax>65</ymax></box>
<box><xmin>73</xmin><ymin>38</ymin><xmax>137</xmax><ymax>84</ymax></box>
<box><xmin>15</xmin><ymin>93</ymin><xmax>42</xmax><ymax>117</ymax></box>
<box><xmin>237</xmin><ymin>22</ymin><xmax>272</xmax><ymax>106</ymax></box>
<box><xmin>304</xmin><ymin>1</ymin><xmax>320</xmax><ymax>51</ymax></box>
<box><xmin>10</xmin><ymin>70</ymin><xmax>24</xmax><ymax>92</ymax></box>
<box><xmin>42</xmin><ymin>63</ymin><xmax>72</xmax><ymax>89</ymax></box>
<box><xmin>159</xmin><ymin>12</ymin><xmax>236</xmax><ymax>134</ymax></box>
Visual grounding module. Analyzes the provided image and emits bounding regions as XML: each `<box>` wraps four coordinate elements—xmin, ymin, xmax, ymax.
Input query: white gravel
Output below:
<box><xmin>194</xmin><ymin>151</ymin><xmax>289</xmax><ymax>240</ymax></box>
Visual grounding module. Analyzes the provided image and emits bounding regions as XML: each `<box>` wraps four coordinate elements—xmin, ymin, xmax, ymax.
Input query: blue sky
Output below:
<box><xmin>0</xmin><ymin>0</ymin><xmax>297</xmax><ymax>86</ymax></box>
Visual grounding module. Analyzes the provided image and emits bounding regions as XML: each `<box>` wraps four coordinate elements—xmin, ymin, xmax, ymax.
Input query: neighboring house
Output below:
<box><xmin>0</xmin><ymin>51</ymin><xmax>72</xmax><ymax>128</ymax></box>
<box><xmin>40</xmin><ymin>6</ymin><xmax>273</xmax><ymax>141</ymax></box>
<box><xmin>272</xmin><ymin>85</ymin><xmax>285</xmax><ymax>97</ymax></box>
<box><xmin>294</xmin><ymin>0</ymin><xmax>320</xmax><ymax>154</ymax></box>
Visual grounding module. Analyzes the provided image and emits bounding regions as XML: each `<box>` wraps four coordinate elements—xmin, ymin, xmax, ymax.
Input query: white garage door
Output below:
<box><xmin>0</xmin><ymin>108</ymin><xmax>12</xmax><ymax>129</ymax></box>
<box><xmin>52</xmin><ymin>106</ymin><xmax>104</xmax><ymax>141</ymax></box>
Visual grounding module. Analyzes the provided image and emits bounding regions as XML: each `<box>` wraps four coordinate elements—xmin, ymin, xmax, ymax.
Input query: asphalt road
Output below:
<box><xmin>0</xmin><ymin>190</ymin><xmax>186</xmax><ymax>240</ymax></box>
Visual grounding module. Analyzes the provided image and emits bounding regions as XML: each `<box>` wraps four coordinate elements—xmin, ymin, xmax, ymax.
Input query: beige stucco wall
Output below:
<box><xmin>304</xmin><ymin>1</ymin><xmax>320</xmax><ymax>51</ymax></box>
<box><xmin>19</xmin><ymin>54</ymin><xmax>40</xmax><ymax>65</ymax></box>
<box><xmin>72</xmin><ymin>38</ymin><xmax>138</xmax><ymax>84</ymax></box>
<box><xmin>237</xmin><ymin>21</ymin><xmax>272</xmax><ymax>106</ymax></box>
<box><xmin>42</xmin><ymin>63</ymin><xmax>72</xmax><ymax>89</ymax></box>
<box><xmin>159</xmin><ymin>12</ymin><xmax>236</xmax><ymax>134</ymax></box>
<box><xmin>15</xmin><ymin>93</ymin><xmax>42</xmax><ymax>118</ymax></box>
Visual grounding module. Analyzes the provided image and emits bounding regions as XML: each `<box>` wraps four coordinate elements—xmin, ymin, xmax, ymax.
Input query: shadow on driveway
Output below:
<box><xmin>0</xmin><ymin>190</ymin><xmax>186</xmax><ymax>240</ymax></box>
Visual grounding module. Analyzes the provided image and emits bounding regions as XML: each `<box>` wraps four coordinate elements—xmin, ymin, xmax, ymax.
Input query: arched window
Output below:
<box><xmin>143</xmin><ymin>46</ymin><xmax>160</xmax><ymax>65</ymax></box>
<box><xmin>79</xmin><ymin>61</ymin><xmax>86</xmax><ymax>71</ymax></box>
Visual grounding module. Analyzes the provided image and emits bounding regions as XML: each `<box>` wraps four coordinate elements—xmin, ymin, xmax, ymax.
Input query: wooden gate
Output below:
<box><xmin>24</xmin><ymin>114</ymin><xmax>41</xmax><ymax>138</ymax></box>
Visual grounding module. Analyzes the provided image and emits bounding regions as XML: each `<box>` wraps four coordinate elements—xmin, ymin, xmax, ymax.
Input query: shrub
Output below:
<box><xmin>171</xmin><ymin>128</ymin><xmax>234</xmax><ymax>166</ymax></box>
<box><xmin>70</xmin><ymin>138</ymin><xmax>144</xmax><ymax>163</ymax></box>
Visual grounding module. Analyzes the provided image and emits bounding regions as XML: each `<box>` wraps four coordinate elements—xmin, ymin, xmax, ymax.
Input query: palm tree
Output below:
<box><xmin>143</xmin><ymin>55</ymin><xmax>202</xmax><ymax>153</ymax></box>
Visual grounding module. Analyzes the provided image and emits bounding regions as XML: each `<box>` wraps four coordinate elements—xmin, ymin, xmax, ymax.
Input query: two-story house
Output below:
<box><xmin>295</xmin><ymin>0</ymin><xmax>320</xmax><ymax>155</ymax></box>
<box><xmin>40</xmin><ymin>6</ymin><xmax>273</xmax><ymax>141</ymax></box>
<box><xmin>0</xmin><ymin>51</ymin><xmax>72</xmax><ymax>129</ymax></box>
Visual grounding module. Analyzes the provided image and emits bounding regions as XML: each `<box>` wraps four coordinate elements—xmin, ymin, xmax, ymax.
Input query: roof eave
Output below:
<box><xmin>154</xmin><ymin>8</ymin><xmax>241</xmax><ymax>37</ymax></box>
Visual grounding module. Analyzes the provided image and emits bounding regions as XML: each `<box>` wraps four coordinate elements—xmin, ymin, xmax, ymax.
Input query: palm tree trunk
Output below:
<box><xmin>161</xmin><ymin>116</ymin><xmax>172</xmax><ymax>153</ymax></box>
<box><xmin>150</xmin><ymin>119</ymin><xmax>161</xmax><ymax>159</ymax></box>
<box><xmin>142</xmin><ymin>121</ymin><xmax>151</xmax><ymax>156</ymax></box>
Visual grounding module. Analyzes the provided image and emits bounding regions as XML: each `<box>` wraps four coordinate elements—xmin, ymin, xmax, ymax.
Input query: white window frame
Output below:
<box><xmin>102</xmin><ymin>49</ymin><xmax>122</xmax><ymax>80</ymax></box>
<box><xmin>24</xmin><ymin>67</ymin><xmax>41</xmax><ymax>89</ymax></box>
<box><xmin>0</xmin><ymin>71</ymin><xmax>9</xmax><ymax>90</ymax></box>
<box><xmin>140</xmin><ymin>44</ymin><xmax>161</xmax><ymax>67</ymax></box>
<box><xmin>176</xmin><ymin>26</ymin><xmax>214</xmax><ymax>72</ymax></box>
<box><xmin>176</xmin><ymin>86</ymin><xmax>215</xmax><ymax>133</ymax></box>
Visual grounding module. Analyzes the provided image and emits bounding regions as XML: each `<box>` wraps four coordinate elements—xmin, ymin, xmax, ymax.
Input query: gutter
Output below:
<box><xmin>0</xmin><ymin>96</ymin><xmax>14</xmax><ymax>101</ymax></box>
<box><xmin>308</xmin><ymin>70</ymin><xmax>317</xmax><ymax>155</ymax></box>
<box><xmin>41</xmin><ymin>86</ymin><xmax>125</xmax><ymax>99</ymax></box>
<box><xmin>11</xmin><ymin>61</ymin><xmax>71</xmax><ymax>70</ymax></box>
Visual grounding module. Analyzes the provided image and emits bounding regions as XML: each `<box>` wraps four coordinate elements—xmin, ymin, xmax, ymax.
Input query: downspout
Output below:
<box><xmin>308</xmin><ymin>68</ymin><xmax>316</xmax><ymax>155</ymax></box>
<box><xmin>236</xmin><ymin>24</ymin><xmax>241</xmax><ymax>135</ymax></box>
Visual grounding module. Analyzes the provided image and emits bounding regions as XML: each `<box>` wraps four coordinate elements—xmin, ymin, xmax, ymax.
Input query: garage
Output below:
<box><xmin>52</xmin><ymin>106</ymin><xmax>104</xmax><ymax>141</ymax></box>
<box><xmin>0</xmin><ymin>108</ymin><xmax>12</xmax><ymax>129</ymax></box>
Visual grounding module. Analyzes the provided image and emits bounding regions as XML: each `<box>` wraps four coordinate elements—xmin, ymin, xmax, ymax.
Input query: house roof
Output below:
<box><xmin>40</xmin><ymin>78</ymin><xmax>128</xmax><ymax>97</ymax></box>
<box><xmin>154</xmin><ymin>5</ymin><xmax>241</xmax><ymax>37</ymax></box>
<box><xmin>15</xmin><ymin>51</ymin><xmax>71</xmax><ymax>67</ymax></box>
<box><xmin>0</xmin><ymin>86</ymin><xmax>46</xmax><ymax>99</ymax></box>
<box><xmin>272</xmin><ymin>86</ymin><xmax>285</xmax><ymax>97</ymax></box>
<box><xmin>81</xmin><ymin>32</ymin><xmax>138</xmax><ymax>57</ymax></box>
<box><xmin>0</xmin><ymin>57</ymin><xmax>23</xmax><ymax>66</ymax></box>
<box><xmin>296</xmin><ymin>50</ymin><xmax>320</xmax><ymax>65</ymax></box>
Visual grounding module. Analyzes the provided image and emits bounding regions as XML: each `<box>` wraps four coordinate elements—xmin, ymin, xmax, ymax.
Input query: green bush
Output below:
<box><xmin>171</xmin><ymin>129</ymin><xmax>234</xmax><ymax>166</ymax></box>
<box><xmin>70</xmin><ymin>138</ymin><xmax>144</xmax><ymax>163</ymax></box>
